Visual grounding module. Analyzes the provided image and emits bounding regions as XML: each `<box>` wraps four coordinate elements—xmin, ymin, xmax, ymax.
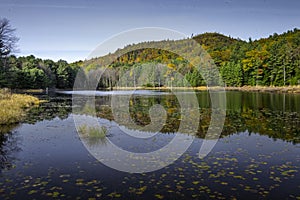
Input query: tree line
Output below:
<box><xmin>0</xmin><ymin>55</ymin><xmax>81</xmax><ymax>89</ymax></box>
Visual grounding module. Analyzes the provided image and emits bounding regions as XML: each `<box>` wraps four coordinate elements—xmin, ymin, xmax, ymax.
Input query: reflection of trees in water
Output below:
<box><xmin>0</xmin><ymin>123</ymin><xmax>19</xmax><ymax>135</ymax></box>
<box><xmin>204</xmin><ymin>109</ymin><xmax>299</xmax><ymax>144</ymax></box>
<box><xmin>0</xmin><ymin>131</ymin><xmax>21</xmax><ymax>171</ymax></box>
<box><xmin>94</xmin><ymin>94</ymin><xmax>300</xmax><ymax>144</ymax></box>
<box><xmin>24</xmin><ymin>95</ymin><xmax>72</xmax><ymax>124</ymax></box>
<box><xmin>0</xmin><ymin>124</ymin><xmax>20</xmax><ymax>170</ymax></box>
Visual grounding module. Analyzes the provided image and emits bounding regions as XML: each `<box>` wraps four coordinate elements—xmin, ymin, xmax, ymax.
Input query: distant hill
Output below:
<box><xmin>82</xmin><ymin>28</ymin><xmax>300</xmax><ymax>88</ymax></box>
<box><xmin>193</xmin><ymin>32</ymin><xmax>239</xmax><ymax>49</ymax></box>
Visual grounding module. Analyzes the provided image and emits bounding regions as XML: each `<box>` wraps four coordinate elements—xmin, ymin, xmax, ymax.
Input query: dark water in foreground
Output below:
<box><xmin>0</xmin><ymin>90</ymin><xmax>299</xmax><ymax>199</ymax></box>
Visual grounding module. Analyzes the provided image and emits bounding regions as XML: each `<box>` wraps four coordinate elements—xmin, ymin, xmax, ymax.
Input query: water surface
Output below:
<box><xmin>0</xmin><ymin>90</ymin><xmax>299</xmax><ymax>199</ymax></box>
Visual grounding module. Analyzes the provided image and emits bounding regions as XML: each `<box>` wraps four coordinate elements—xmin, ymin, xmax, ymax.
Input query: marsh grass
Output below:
<box><xmin>78</xmin><ymin>124</ymin><xmax>108</xmax><ymax>145</ymax></box>
<box><xmin>0</xmin><ymin>89</ymin><xmax>41</xmax><ymax>125</ymax></box>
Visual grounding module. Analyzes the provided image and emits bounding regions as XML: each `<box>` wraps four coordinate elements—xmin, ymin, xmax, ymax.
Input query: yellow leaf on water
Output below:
<box><xmin>155</xmin><ymin>194</ymin><xmax>164</xmax><ymax>199</ymax></box>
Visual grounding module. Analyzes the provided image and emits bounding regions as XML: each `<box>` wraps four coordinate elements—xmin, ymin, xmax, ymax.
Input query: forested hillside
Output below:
<box><xmin>0</xmin><ymin>28</ymin><xmax>299</xmax><ymax>89</ymax></box>
<box><xmin>83</xmin><ymin>28</ymin><xmax>300</xmax><ymax>88</ymax></box>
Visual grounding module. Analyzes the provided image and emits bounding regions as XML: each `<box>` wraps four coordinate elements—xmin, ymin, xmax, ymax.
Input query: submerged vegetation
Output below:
<box><xmin>0</xmin><ymin>89</ymin><xmax>41</xmax><ymax>125</ymax></box>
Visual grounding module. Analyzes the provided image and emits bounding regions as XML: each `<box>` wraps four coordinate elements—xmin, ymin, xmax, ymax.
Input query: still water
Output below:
<box><xmin>0</xmin><ymin>90</ymin><xmax>299</xmax><ymax>199</ymax></box>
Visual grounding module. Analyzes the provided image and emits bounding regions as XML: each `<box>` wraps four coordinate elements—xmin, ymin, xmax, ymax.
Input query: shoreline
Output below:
<box><xmin>224</xmin><ymin>86</ymin><xmax>300</xmax><ymax>93</ymax></box>
<box><xmin>111</xmin><ymin>86</ymin><xmax>300</xmax><ymax>93</ymax></box>
<box><xmin>11</xmin><ymin>85</ymin><xmax>300</xmax><ymax>94</ymax></box>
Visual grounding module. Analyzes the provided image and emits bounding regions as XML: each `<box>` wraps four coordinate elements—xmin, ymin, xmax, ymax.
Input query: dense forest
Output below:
<box><xmin>0</xmin><ymin>55</ymin><xmax>81</xmax><ymax>89</ymax></box>
<box><xmin>1</xmin><ymin>23</ymin><xmax>300</xmax><ymax>89</ymax></box>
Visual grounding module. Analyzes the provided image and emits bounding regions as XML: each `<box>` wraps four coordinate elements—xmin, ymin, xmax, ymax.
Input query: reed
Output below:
<box><xmin>78</xmin><ymin>124</ymin><xmax>108</xmax><ymax>146</ymax></box>
<box><xmin>78</xmin><ymin>124</ymin><xmax>107</xmax><ymax>139</ymax></box>
<box><xmin>0</xmin><ymin>89</ymin><xmax>41</xmax><ymax>125</ymax></box>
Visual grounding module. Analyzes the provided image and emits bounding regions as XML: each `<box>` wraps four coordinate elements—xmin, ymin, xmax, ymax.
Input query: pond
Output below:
<box><xmin>0</xmin><ymin>90</ymin><xmax>299</xmax><ymax>199</ymax></box>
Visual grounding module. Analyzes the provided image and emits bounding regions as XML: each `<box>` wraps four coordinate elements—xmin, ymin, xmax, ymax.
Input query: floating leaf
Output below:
<box><xmin>155</xmin><ymin>194</ymin><xmax>164</xmax><ymax>199</ymax></box>
<box><xmin>52</xmin><ymin>192</ymin><xmax>59</xmax><ymax>198</ymax></box>
<box><xmin>28</xmin><ymin>190</ymin><xmax>37</xmax><ymax>195</ymax></box>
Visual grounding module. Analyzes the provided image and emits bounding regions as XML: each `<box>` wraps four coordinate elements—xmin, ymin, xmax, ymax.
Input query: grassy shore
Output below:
<box><xmin>224</xmin><ymin>85</ymin><xmax>300</xmax><ymax>93</ymax></box>
<box><xmin>112</xmin><ymin>86</ymin><xmax>300</xmax><ymax>93</ymax></box>
<box><xmin>0</xmin><ymin>89</ymin><xmax>41</xmax><ymax>125</ymax></box>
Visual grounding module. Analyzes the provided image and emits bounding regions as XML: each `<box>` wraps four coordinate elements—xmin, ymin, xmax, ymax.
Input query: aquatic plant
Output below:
<box><xmin>78</xmin><ymin>124</ymin><xmax>108</xmax><ymax>145</ymax></box>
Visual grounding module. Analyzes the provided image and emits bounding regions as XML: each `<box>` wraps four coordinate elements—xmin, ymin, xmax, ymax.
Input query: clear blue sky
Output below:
<box><xmin>0</xmin><ymin>0</ymin><xmax>299</xmax><ymax>62</ymax></box>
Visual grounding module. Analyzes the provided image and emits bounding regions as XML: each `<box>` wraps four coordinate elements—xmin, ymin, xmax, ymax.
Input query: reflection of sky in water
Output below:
<box><xmin>58</xmin><ymin>90</ymin><xmax>171</xmax><ymax>96</ymax></box>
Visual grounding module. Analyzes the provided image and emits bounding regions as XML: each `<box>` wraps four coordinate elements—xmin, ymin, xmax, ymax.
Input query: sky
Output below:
<box><xmin>0</xmin><ymin>0</ymin><xmax>299</xmax><ymax>62</ymax></box>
